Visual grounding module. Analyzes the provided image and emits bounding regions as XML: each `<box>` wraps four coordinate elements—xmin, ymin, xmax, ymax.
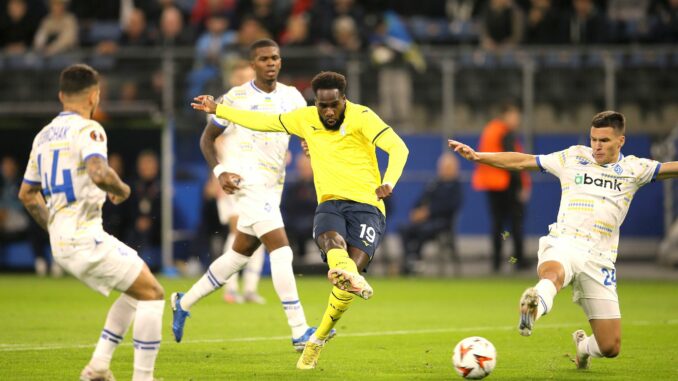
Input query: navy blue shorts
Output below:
<box><xmin>313</xmin><ymin>200</ymin><xmax>386</xmax><ymax>267</ymax></box>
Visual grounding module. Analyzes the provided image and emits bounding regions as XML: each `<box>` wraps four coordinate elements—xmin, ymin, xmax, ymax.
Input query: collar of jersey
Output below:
<box><xmin>598</xmin><ymin>152</ymin><xmax>624</xmax><ymax>167</ymax></box>
<box><xmin>249</xmin><ymin>80</ymin><xmax>277</xmax><ymax>94</ymax></box>
<box><xmin>58</xmin><ymin>111</ymin><xmax>78</xmax><ymax>116</ymax></box>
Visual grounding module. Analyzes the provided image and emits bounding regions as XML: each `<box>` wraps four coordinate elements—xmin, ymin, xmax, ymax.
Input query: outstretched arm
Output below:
<box><xmin>448</xmin><ymin>139</ymin><xmax>539</xmax><ymax>171</ymax></box>
<box><xmin>191</xmin><ymin>95</ymin><xmax>288</xmax><ymax>133</ymax></box>
<box><xmin>656</xmin><ymin>162</ymin><xmax>678</xmax><ymax>180</ymax></box>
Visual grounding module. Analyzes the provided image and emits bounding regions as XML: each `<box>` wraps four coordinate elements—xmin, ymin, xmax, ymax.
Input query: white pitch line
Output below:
<box><xmin>2</xmin><ymin>320</ymin><xmax>677</xmax><ymax>352</ymax></box>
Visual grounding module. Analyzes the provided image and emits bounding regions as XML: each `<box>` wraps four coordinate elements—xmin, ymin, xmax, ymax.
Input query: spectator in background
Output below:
<box><xmin>158</xmin><ymin>5</ymin><xmax>194</xmax><ymax>46</ymax></box>
<box><xmin>236</xmin><ymin>16</ymin><xmax>271</xmax><ymax>47</ymax></box>
<box><xmin>103</xmin><ymin>153</ymin><xmax>129</xmax><ymax>239</ymax></box>
<box><xmin>648</xmin><ymin>0</ymin><xmax>678</xmax><ymax>42</ymax></box>
<box><xmin>566</xmin><ymin>0</ymin><xmax>611</xmax><ymax>44</ymax></box>
<box><xmin>279</xmin><ymin>13</ymin><xmax>311</xmax><ymax>46</ymax></box>
<box><xmin>310</xmin><ymin>0</ymin><xmax>366</xmax><ymax>45</ymax></box>
<box><xmin>399</xmin><ymin>152</ymin><xmax>463</xmax><ymax>274</ymax></box>
<box><xmin>33</xmin><ymin>0</ymin><xmax>78</xmax><ymax>56</ymax></box>
<box><xmin>127</xmin><ymin>150</ymin><xmax>162</xmax><ymax>269</ymax></box>
<box><xmin>281</xmin><ymin>152</ymin><xmax>317</xmax><ymax>260</ymax></box>
<box><xmin>524</xmin><ymin>0</ymin><xmax>567</xmax><ymax>44</ymax></box>
<box><xmin>234</xmin><ymin>0</ymin><xmax>288</xmax><ymax>39</ymax></box>
<box><xmin>473</xmin><ymin>103</ymin><xmax>531</xmax><ymax>273</ymax></box>
<box><xmin>188</xmin><ymin>12</ymin><xmax>237</xmax><ymax>97</ymax></box>
<box><xmin>479</xmin><ymin>0</ymin><xmax>524</xmax><ymax>50</ymax></box>
<box><xmin>190</xmin><ymin>0</ymin><xmax>237</xmax><ymax>35</ymax></box>
<box><xmin>0</xmin><ymin>0</ymin><xmax>38</xmax><ymax>54</ymax></box>
<box><xmin>120</xmin><ymin>8</ymin><xmax>155</xmax><ymax>47</ymax></box>
<box><xmin>0</xmin><ymin>156</ymin><xmax>29</xmax><ymax>264</ymax></box>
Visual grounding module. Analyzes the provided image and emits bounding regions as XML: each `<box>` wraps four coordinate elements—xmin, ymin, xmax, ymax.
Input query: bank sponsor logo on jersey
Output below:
<box><xmin>574</xmin><ymin>173</ymin><xmax>622</xmax><ymax>191</ymax></box>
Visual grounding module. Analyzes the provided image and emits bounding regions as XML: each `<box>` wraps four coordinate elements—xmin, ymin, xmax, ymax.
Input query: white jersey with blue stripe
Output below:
<box><xmin>23</xmin><ymin>111</ymin><xmax>108</xmax><ymax>235</ymax></box>
<box><xmin>537</xmin><ymin>145</ymin><xmax>661</xmax><ymax>262</ymax></box>
<box><xmin>211</xmin><ymin>80</ymin><xmax>307</xmax><ymax>190</ymax></box>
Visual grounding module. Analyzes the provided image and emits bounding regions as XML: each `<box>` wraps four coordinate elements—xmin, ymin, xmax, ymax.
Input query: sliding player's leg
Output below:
<box><xmin>519</xmin><ymin>238</ymin><xmax>571</xmax><ymax>336</ymax></box>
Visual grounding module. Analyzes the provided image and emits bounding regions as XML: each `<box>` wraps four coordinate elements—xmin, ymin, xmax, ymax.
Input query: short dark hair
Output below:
<box><xmin>60</xmin><ymin>64</ymin><xmax>99</xmax><ymax>95</ymax></box>
<box><xmin>249</xmin><ymin>38</ymin><xmax>279</xmax><ymax>59</ymax></box>
<box><xmin>591</xmin><ymin>111</ymin><xmax>625</xmax><ymax>133</ymax></box>
<box><xmin>311</xmin><ymin>71</ymin><xmax>347</xmax><ymax>95</ymax></box>
<box><xmin>499</xmin><ymin>101</ymin><xmax>520</xmax><ymax>115</ymax></box>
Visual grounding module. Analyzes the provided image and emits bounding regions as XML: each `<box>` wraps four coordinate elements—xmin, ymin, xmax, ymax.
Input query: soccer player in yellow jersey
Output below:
<box><xmin>191</xmin><ymin>71</ymin><xmax>409</xmax><ymax>369</ymax></box>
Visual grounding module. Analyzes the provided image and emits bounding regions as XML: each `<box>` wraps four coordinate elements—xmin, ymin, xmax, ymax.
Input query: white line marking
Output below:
<box><xmin>2</xmin><ymin>320</ymin><xmax>677</xmax><ymax>352</ymax></box>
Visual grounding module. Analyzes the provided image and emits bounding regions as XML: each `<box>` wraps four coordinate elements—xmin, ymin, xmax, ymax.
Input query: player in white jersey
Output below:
<box><xmin>449</xmin><ymin>111</ymin><xmax>678</xmax><ymax>370</ymax></box>
<box><xmin>171</xmin><ymin>39</ymin><xmax>333</xmax><ymax>351</ymax></box>
<box><xmin>18</xmin><ymin>64</ymin><xmax>165</xmax><ymax>381</ymax></box>
<box><xmin>214</xmin><ymin>60</ymin><xmax>267</xmax><ymax>305</ymax></box>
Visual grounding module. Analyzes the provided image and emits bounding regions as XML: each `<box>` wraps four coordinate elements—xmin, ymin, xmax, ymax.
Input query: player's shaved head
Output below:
<box><xmin>249</xmin><ymin>38</ymin><xmax>279</xmax><ymax>59</ymax></box>
<box><xmin>311</xmin><ymin>71</ymin><xmax>347</xmax><ymax>96</ymax></box>
<box><xmin>592</xmin><ymin>111</ymin><xmax>625</xmax><ymax>135</ymax></box>
<box><xmin>60</xmin><ymin>64</ymin><xmax>99</xmax><ymax>95</ymax></box>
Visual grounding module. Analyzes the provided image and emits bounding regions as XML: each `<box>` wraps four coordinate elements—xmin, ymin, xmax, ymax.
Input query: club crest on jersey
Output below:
<box><xmin>340</xmin><ymin>125</ymin><xmax>346</xmax><ymax>136</ymax></box>
<box><xmin>90</xmin><ymin>130</ymin><xmax>105</xmax><ymax>142</ymax></box>
<box><xmin>613</xmin><ymin>164</ymin><xmax>623</xmax><ymax>175</ymax></box>
<box><xmin>575</xmin><ymin>173</ymin><xmax>622</xmax><ymax>191</ymax></box>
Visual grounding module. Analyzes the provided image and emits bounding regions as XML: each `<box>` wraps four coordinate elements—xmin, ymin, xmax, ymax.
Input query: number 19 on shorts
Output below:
<box><xmin>359</xmin><ymin>224</ymin><xmax>376</xmax><ymax>244</ymax></box>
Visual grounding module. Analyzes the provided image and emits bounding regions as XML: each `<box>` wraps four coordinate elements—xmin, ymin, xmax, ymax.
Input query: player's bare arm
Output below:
<box><xmin>656</xmin><ymin>161</ymin><xmax>678</xmax><ymax>180</ymax></box>
<box><xmin>18</xmin><ymin>182</ymin><xmax>49</xmax><ymax>230</ymax></box>
<box><xmin>200</xmin><ymin>121</ymin><xmax>243</xmax><ymax>194</ymax></box>
<box><xmin>448</xmin><ymin>139</ymin><xmax>539</xmax><ymax>171</ymax></box>
<box><xmin>85</xmin><ymin>155</ymin><xmax>130</xmax><ymax>204</ymax></box>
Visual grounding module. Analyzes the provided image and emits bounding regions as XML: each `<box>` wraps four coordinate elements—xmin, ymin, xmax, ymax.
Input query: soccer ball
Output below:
<box><xmin>452</xmin><ymin>336</ymin><xmax>497</xmax><ymax>379</ymax></box>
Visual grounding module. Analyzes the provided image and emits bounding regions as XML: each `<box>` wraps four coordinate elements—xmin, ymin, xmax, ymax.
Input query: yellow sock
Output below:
<box><xmin>315</xmin><ymin>287</ymin><xmax>354</xmax><ymax>340</ymax></box>
<box><xmin>327</xmin><ymin>248</ymin><xmax>358</xmax><ymax>273</ymax></box>
<box><xmin>314</xmin><ymin>249</ymin><xmax>360</xmax><ymax>340</ymax></box>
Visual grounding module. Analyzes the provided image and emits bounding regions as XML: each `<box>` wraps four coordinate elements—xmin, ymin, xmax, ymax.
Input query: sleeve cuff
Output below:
<box><xmin>536</xmin><ymin>155</ymin><xmax>545</xmax><ymax>172</ymax></box>
<box><xmin>651</xmin><ymin>163</ymin><xmax>661</xmax><ymax>182</ymax></box>
<box><xmin>22</xmin><ymin>178</ymin><xmax>41</xmax><ymax>186</ymax></box>
<box><xmin>83</xmin><ymin>153</ymin><xmax>107</xmax><ymax>162</ymax></box>
<box><xmin>211</xmin><ymin>116</ymin><xmax>228</xmax><ymax>129</ymax></box>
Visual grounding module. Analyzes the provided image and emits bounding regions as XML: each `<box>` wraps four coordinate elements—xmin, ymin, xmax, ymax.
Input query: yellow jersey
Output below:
<box><xmin>215</xmin><ymin>101</ymin><xmax>409</xmax><ymax>215</ymax></box>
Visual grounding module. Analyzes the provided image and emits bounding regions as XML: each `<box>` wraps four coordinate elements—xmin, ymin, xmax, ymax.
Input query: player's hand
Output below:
<box><xmin>218</xmin><ymin>172</ymin><xmax>243</xmax><ymax>194</ymax></box>
<box><xmin>191</xmin><ymin>95</ymin><xmax>217</xmax><ymax>114</ymax></box>
<box><xmin>109</xmin><ymin>184</ymin><xmax>130</xmax><ymax>205</ymax></box>
<box><xmin>300</xmin><ymin>139</ymin><xmax>310</xmax><ymax>157</ymax></box>
<box><xmin>375</xmin><ymin>183</ymin><xmax>393</xmax><ymax>200</ymax></box>
<box><xmin>448</xmin><ymin>139</ymin><xmax>480</xmax><ymax>161</ymax></box>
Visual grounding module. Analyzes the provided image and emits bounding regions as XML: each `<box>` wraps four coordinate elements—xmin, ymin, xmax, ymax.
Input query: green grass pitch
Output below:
<box><xmin>1</xmin><ymin>275</ymin><xmax>677</xmax><ymax>380</ymax></box>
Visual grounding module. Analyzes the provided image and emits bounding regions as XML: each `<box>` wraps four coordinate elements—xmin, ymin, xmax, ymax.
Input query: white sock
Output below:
<box><xmin>222</xmin><ymin>234</ymin><xmax>240</xmax><ymax>294</ymax></box>
<box><xmin>579</xmin><ymin>334</ymin><xmax>604</xmax><ymax>358</ymax></box>
<box><xmin>243</xmin><ymin>245</ymin><xmax>265</xmax><ymax>295</ymax></box>
<box><xmin>90</xmin><ymin>294</ymin><xmax>138</xmax><ymax>371</ymax></box>
<box><xmin>132</xmin><ymin>300</ymin><xmax>164</xmax><ymax>381</ymax></box>
<box><xmin>269</xmin><ymin>246</ymin><xmax>308</xmax><ymax>337</ymax></box>
<box><xmin>535</xmin><ymin>279</ymin><xmax>557</xmax><ymax>320</ymax></box>
<box><xmin>181</xmin><ymin>249</ymin><xmax>250</xmax><ymax>311</ymax></box>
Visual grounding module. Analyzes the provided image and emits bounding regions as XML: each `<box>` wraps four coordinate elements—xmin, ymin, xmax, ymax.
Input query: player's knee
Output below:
<box><xmin>151</xmin><ymin>282</ymin><xmax>165</xmax><ymax>300</ymax></box>
<box><xmin>317</xmin><ymin>232</ymin><xmax>346</xmax><ymax>251</ymax></box>
<box><xmin>600</xmin><ymin>338</ymin><xmax>621</xmax><ymax>358</ymax></box>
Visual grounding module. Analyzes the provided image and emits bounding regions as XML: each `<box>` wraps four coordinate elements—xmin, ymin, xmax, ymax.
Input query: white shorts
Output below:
<box><xmin>234</xmin><ymin>186</ymin><xmax>284</xmax><ymax>238</ymax></box>
<box><xmin>50</xmin><ymin>230</ymin><xmax>144</xmax><ymax>296</ymax></box>
<box><xmin>216</xmin><ymin>193</ymin><xmax>238</xmax><ymax>224</ymax></box>
<box><xmin>537</xmin><ymin>236</ymin><xmax>621</xmax><ymax>319</ymax></box>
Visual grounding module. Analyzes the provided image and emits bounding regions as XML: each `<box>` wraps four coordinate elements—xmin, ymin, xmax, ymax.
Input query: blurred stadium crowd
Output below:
<box><xmin>2</xmin><ymin>0</ymin><xmax>678</xmax><ymax>57</ymax></box>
